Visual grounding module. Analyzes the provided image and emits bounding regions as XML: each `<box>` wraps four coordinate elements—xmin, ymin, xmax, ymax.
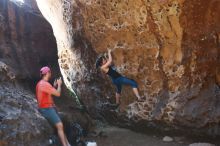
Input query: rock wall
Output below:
<box><xmin>0</xmin><ymin>0</ymin><xmax>59</xmax><ymax>82</ymax></box>
<box><xmin>0</xmin><ymin>1</ymin><xmax>57</xmax><ymax>145</ymax></box>
<box><xmin>36</xmin><ymin>0</ymin><xmax>220</xmax><ymax>136</ymax></box>
<box><xmin>36</xmin><ymin>0</ymin><xmax>113</xmax><ymax>115</ymax></box>
<box><xmin>0</xmin><ymin>1</ymin><xmax>94</xmax><ymax>145</ymax></box>
<box><xmin>0</xmin><ymin>61</ymin><xmax>53</xmax><ymax>146</ymax></box>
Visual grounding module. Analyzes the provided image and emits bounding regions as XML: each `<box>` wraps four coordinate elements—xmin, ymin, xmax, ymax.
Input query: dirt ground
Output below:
<box><xmin>90</xmin><ymin>126</ymin><xmax>187</xmax><ymax>146</ymax></box>
<box><xmin>84</xmin><ymin>126</ymin><xmax>220</xmax><ymax>146</ymax></box>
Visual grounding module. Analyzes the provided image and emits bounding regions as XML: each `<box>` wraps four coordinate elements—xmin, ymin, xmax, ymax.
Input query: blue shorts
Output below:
<box><xmin>39</xmin><ymin>108</ymin><xmax>61</xmax><ymax>125</ymax></box>
<box><xmin>112</xmin><ymin>76</ymin><xmax>138</xmax><ymax>94</ymax></box>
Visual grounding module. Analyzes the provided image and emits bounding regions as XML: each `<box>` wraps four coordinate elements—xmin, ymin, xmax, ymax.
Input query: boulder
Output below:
<box><xmin>36</xmin><ymin>0</ymin><xmax>220</xmax><ymax>136</ymax></box>
<box><xmin>0</xmin><ymin>61</ymin><xmax>53</xmax><ymax>146</ymax></box>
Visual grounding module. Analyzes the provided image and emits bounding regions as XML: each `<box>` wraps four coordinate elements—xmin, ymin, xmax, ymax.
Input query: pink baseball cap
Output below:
<box><xmin>40</xmin><ymin>66</ymin><xmax>51</xmax><ymax>75</ymax></box>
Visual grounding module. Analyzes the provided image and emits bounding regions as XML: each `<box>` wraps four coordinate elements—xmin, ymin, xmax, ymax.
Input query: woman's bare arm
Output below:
<box><xmin>101</xmin><ymin>49</ymin><xmax>112</xmax><ymax>70</ymax></box>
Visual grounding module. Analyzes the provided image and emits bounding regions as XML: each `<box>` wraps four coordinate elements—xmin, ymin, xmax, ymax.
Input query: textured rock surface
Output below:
<box><xmin>0</xmin><ymin>0</ymin><xmax>59</xmax><ymax>81</ymax></box>
<box><xmin>36</xmin><ymin>0</ymin><xmax>220</xmax><ymax>136</ymax></box>
<box><xmin>0</xmin><ymin>1</ymin><xmax>94</xmax><ymax>145</ymax></box>
<box><xmin>0</xmin><ymin>60</ymin><xmax>93</xmax><ymax>146</ymax></box>
<box><xmin>0</xmin><ymin>1</ymin><xmax>55</xmax><ymax>145</ymax></box>
<box><xmin>36</xmin><ymin>0</ymin><xmax>113</xmax><ymax>115</ymax></box>
<box><xmin>0</xmin><ymin>61</ymin><xmax>53</xmax><ymax>146</ymax></box>
<box><xmin>0</xmin><ymin>0</ymin><xmax>55</xmax><ymax>146</ymax></box>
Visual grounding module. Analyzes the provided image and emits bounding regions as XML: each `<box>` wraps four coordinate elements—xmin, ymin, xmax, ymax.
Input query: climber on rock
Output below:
<box><xmin>96</xmin><ymin>49</ymin><xmax>145</xmax><ymax>107</ymax></box>
<box><xmin>36</xmin><ymin>66</ymin><xmax>71</xmax><ymax>146</ymax></box>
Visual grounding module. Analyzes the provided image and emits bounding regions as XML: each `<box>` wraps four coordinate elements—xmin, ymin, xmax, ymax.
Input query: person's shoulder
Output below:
<box><xmin>101</xmin><ymin>66</ymin><xmax>109</xmax><ymax>73</ymax></box>
<box><xmin>44</xmin><ymin>81</ymin><xmax>52</xmax><ymax>86</ymax></box>
<box><xmin>38</xmin><ymin>80</ymin><xmax>52</xmax><ymax>87</ymax></box>
<box><xmin>100</xmin><ymin>66</ymin><xmax>106</xmax><ymax>71</ymax></box>
<box><xmin>101</xmin><ymin>65</ymin><xmax>109</xmax><ymax>69</ymax></box>
<box><xmin>36</xmin><ymin>80</ymin><xmax>42</xmax><ymax>86</ymax></box>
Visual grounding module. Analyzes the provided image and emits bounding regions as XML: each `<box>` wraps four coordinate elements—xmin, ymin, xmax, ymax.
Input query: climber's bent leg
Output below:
<box><xmin>114</xmin><ymin>82</ymin><xmax>122</xmax><ymax>105</ymax></box>
<box><xmin>119</xmin><ymin>77</ymin><xmax>144</xmax><ymax>100</ymax></box>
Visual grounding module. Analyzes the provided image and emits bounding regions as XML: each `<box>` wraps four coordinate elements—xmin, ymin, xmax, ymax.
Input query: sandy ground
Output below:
<box><xmin>90</xmin><ymin>127</ymin><xmax>190</xmax><ymax>146</ymax></box>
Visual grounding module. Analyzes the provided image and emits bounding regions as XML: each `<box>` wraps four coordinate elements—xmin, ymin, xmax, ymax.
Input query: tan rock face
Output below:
<box><xmin>36</xmin><ymin>0</ymin><xmax>220</xmax><ymax>135</ymax></box>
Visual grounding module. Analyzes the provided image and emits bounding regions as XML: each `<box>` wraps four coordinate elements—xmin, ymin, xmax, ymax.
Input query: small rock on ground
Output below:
<box><xmin>163</xmin><ymin>136</ymin><xmax>174</xmax><ymax>142</ymax></box>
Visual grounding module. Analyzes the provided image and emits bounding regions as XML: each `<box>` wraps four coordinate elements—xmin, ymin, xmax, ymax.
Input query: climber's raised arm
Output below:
<box><xmin>95</xmin><ymin>48</ymin><xmax>145</xmax><ymax>106</ymax></box>
<box><xmin>101</xmin><ymin>49</ymin><xmax>112</xmax><ymax>69</ymax></box>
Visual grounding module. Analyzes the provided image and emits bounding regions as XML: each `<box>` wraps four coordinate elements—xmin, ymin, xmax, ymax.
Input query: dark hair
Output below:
<box><xmin>95</xmin><ymin>55</ymin><xmax>105</xmax><ymax>69</ymax></box>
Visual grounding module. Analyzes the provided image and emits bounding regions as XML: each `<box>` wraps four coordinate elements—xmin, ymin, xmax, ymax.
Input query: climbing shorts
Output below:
<box><xmin>112</xmin><ymin>76</ymin><xmax>138</xmax><ymax>94</ymax></box>
<box><xmin>39</xmin><ymin>107</ymin><xmax>61</xmax><ymax>125</ymax></box>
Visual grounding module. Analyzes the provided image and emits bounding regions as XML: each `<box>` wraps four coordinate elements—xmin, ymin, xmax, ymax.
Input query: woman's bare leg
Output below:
<box><xmin>132</xmin><ymin>88</ymin><xmax>142</xmax><ymax>100</ymax></box>
<box><xmin>116</xmin><ymin>93</ymin><xmax>121</xmax><ymax>104</ymax></box>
